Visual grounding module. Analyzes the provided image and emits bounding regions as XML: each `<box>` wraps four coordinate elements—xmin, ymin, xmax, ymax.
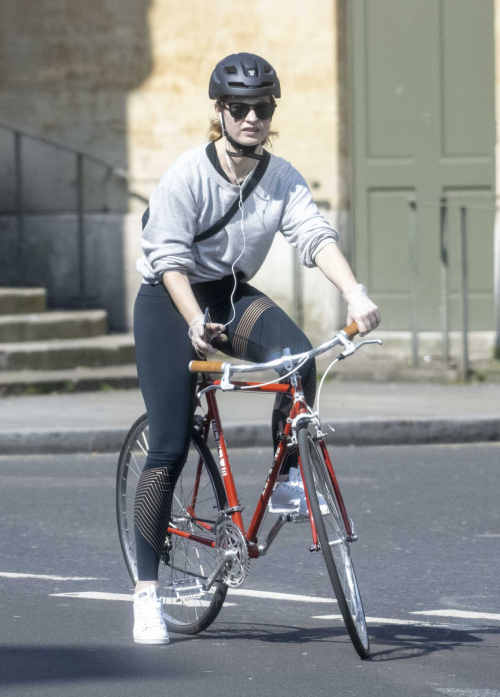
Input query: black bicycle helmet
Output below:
<box><xmin>209</xmin><ymin>53</ymin><xmax>281</xmax><ymax>100</ymax></box>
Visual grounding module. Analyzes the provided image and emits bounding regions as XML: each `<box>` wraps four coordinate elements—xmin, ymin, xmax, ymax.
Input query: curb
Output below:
<box><xmin>0</xmin><ymin>417</ymin><xmax>499</xmax><ymax>455</ymax></box>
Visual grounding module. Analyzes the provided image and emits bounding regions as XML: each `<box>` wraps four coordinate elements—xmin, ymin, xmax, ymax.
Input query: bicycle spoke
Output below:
<box><xmin>129</xmin><ymin>453</ymin><xmax>142</xmax><ymax>478</ymax></box>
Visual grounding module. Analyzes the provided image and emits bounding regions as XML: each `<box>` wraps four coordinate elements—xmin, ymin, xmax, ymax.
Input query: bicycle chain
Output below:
<box><xmin>165</xmin><ymin>563</ymin><xmax>207</xmax><ymax>581</ymax></box>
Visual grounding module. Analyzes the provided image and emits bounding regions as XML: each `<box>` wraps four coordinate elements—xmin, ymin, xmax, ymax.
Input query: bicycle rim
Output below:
<box><xmin>116</xmin><ymin>414</ymin><xmax>228</xmax><ymax>634</ymax></box>
<box><xmin>298</xmin><ymin>425</ymin><xmax>369</xmax><ymax>658</ymax></box>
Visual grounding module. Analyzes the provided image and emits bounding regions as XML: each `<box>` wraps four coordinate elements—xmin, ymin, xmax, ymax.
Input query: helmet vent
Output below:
<box><xmin>264</xmin><ymin>65</ymin><xmax>272</xmax><ymax>73</ymax></box>
<box><xmin>224</xmin><ymin>66</ymin><xmax>238</xmax><ymax>75</ymax></box>
<box><xmin>227</xmin><ymin>81</ymin><xmax>275</xmax><ymax>90</ymax></box>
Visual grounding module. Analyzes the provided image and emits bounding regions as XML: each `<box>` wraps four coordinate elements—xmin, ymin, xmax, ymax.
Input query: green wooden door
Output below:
<box><xmin>350</xmin><ymin>0</ymin><xmax>496</xmax><ymax>330</ymax></box>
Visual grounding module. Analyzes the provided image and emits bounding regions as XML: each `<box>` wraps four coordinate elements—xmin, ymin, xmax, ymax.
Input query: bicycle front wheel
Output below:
<box><xmin>116</xmin><ymin>413</ymin><xmax>228</xmax><ymax>634</ymax></box>
<box><xmin>298</xmin><ymin>424</ymin><xmax>370</xmax><ymax>658</ymax></box>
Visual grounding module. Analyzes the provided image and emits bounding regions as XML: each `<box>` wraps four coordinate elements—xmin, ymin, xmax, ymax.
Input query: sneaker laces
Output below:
<box><xmin>137</xmin><ymin>594</ymin><xmax>165</xmax><ymax>630</ymax></box>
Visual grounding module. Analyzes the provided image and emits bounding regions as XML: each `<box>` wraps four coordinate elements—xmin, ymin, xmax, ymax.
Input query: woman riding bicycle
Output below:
<box><xmin>132</xmin><ymin>52</ymin><xmax>380</xmax><ymax>644</ymax></box>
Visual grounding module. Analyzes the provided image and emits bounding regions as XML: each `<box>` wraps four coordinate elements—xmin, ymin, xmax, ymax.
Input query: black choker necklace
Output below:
<box><xmin>221</xmin><ymin>112</ymin><xmax>263</xmax><ymax>161</ymax></box>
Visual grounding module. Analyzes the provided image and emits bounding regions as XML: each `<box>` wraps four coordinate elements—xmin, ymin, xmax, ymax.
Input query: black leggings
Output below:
<box><xmin>133</xmin><ymin>276</ymin><xmax>316</xmax><ymax>580</ymax></box>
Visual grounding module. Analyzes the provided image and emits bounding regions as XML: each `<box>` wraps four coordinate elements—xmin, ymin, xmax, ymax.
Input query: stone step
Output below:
<box><xmin>0</xmin><ymin>288</ymin><xmax>47</xmax><ymax>315</ymax></box>
<box><xmin>0</xmin><ymin>310</ymin><xmax>108</xmax><ymax>343</ymax></box>
<box><xmin>0</xmin><ymin>334</ymin><xmax>135</xmax><ymax>371</ymax></box>
<box><xmin>0</xmin><ymin>359</ymin><xmax>498</xmax><ymax>397</ymax></box>
<box><xmin>0</xmin><ymin>356</ymin><xmax>498</xmax><ymax>396</ymax></box>
<box><xmin>0</xmin><ymin>364</ymin><xmax>139</xmax><ymax>396</ymax></box>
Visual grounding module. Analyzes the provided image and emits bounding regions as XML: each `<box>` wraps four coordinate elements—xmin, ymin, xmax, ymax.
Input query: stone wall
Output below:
<box><xmin>122</xmin><ymin>0</ymin><xmax>347</xmax><ymax>337</ymax></box>
<box><xmin>125</xmin><ymin>0</ymin><xmax>344</xmax><ymax>210</ymax></box>
<box><xmin>0</xmin><ymin>0</ymin><xmax>348</xmax><ymax>336</ymax></box>
<box><xmin>0</xmin><ymin>0</ymin><xmax>153</xmax><ymax>214</ymax></box>
<box><xmin>494</xmin><ymin>0</ymin><xmax>500</xmax><ymax>345</ymax></box>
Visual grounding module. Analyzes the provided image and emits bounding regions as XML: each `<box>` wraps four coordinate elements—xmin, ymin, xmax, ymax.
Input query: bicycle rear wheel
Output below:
<box><xmin>297</xmin><ymin>424</ymin><xmax>370</xmax><ymax>658</ymax></box>
<box><xmin>116</xmin><ymin>413</ymin><xmax>228</xmax><ymax>634</ymax></box>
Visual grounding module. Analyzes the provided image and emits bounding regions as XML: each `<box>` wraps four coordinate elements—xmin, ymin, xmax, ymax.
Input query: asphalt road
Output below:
<box><xmin>0</xmin><ymin>444</ymin><xmax>499</xmax><ymax>697</ymax></box>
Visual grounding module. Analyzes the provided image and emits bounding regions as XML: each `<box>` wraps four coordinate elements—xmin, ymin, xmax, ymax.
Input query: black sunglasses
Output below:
<box><xmin>222</xmin><ymin>101</ymin><xmax>277</xmax><ymax>121</ymax></box>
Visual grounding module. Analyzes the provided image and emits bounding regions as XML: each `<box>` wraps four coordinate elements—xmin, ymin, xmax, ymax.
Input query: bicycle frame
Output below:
<box><xmin>166</xmin><ymin>375</ymin><xmax>354</xmax><ymax>558</ymax></box>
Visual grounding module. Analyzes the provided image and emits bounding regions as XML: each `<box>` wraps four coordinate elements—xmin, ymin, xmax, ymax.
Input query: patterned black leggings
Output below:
<box><xmin>133</xmin><ymin>276</ymin><xmax>316</xmax><ymax>580</ymax></box>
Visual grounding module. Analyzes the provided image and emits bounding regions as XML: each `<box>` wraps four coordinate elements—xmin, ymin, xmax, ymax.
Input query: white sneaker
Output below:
<box><xmin>133</xmin><ymin>585</ymin><xmax>170</xmax><ymax>645</ymax></box>
<box><xmin>269</xmin><ymin>467</ymin><xmax>303</xmax><ymax>512</ymax></box>
<box><xmin>269</xmin><ymin>467</ymin><xmax>329</xmax><ymax>516</ymax></box>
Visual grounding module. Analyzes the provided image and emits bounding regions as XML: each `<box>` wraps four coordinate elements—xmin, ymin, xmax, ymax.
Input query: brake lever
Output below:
<box><xmin>338</xmin><ymin>338</ymin><xmax>383</xmax><ymax>360</ymax></box>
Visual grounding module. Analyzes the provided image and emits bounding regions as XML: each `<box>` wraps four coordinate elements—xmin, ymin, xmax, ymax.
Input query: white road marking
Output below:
<box><xmin>313</xmin><ymin>614</ymin><xmax>440</xmax><ymax>627</ymax></box>
<box><xmin>412</xmin><ymin>610</ymin><xmax>500</xmax><ymax>622</ymax></box>
<box><xmin>52</xmin><ymin>589</ymin><xmax>333</xmax><ymax>605</ymax></box>
<box><xmin>228</xmin><ymin>589</ymin><xmax>336</xmax><ymax>604</ymax></box>
<box><xmin>435</xmin><ymin>689</ymin><xmax>500</xmax><ymax>697</ymax></box>
<box><xmin>0</xmin><ymin>572</ymin><xmax>107</xmax><ymax>581</ymax></box>
<box><xmin>51</xmin><ymin>591</ymin><xmax>236</xmax><ymax>607</ymax></box>
<box><xmin>52</xmin><ymin>592</ymin><xmax>133</xmax><ymax>602</ymax></box>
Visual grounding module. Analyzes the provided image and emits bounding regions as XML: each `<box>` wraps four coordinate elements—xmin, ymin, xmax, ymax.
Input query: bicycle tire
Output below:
<box><xmin>116</xmin><ymin>413</ymin><xmax>228</xmax><ymax>634</ymax></box>
<box><xmin>297</xmin><ymin>424</ymin><xmax>370</xmax><ymax>658</ymax></box>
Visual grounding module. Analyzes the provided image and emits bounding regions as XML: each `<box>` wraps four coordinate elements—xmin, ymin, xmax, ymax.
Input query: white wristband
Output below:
<box><xmin>188</xmin><ymin>314</ymin><xmax>204</xmax><ymax>340</ymax></box>
<box><xmin>342</xmin><ymin>284</ymin><xmax>367</xmax><ymax>302</ymax></box>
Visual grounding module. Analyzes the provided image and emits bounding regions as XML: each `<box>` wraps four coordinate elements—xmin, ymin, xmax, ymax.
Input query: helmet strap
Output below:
<box><xmin>220</xmin><ymin>109</ymin><xmax>263</xmax><ymax>161</ymax></box>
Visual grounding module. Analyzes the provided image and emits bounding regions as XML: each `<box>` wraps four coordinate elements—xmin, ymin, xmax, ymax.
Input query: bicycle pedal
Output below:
<box><xmin>289</xmin><ymin>512</ymin><xmax>310</xmax><ymax>523</ymax></box>
<box><xmin>268</xmin><ymin>503</ymin><xmax>299</xmax><ymax>514</ymax></box>
<box><xmin>170</xmin><ymin>578</ymin><xmax>205</xmax><ymax>602</ymax></box>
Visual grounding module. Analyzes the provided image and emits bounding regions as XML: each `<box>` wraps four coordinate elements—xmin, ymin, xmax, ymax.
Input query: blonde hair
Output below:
<box><xmin>207</xmin><ymin>100</ymin><xmax>278</xmax><ymax>147</ymax></box>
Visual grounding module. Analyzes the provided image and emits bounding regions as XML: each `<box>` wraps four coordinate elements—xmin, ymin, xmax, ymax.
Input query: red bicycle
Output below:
<box><xmin>117</xmin><ymin>321</ymin><xmax>381</xmax><ymax>658</ymax></box>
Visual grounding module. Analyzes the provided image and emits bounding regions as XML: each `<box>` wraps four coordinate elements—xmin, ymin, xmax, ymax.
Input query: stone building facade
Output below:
<box><xmin>0</xmin><ymin>1</ymin><xmax>497</xmax><ymax>343</ymax></box>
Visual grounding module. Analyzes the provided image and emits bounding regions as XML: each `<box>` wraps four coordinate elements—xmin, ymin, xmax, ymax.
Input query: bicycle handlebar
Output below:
<box><xmin>190</xmin><ymin>360</ymin><xmax>225</xmax><ymax>374</ymax></box>
<box><xmin>189</xmin><ymin>321</ymin><xmax>360</xmax><ymax>375</ymax></box>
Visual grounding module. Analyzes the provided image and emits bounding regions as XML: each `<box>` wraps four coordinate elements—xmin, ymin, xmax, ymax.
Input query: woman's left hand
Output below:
<box><xmin>343</xmin><ymin>284</ymin><xmax>381</xmax><ymax>337</ymax></box>
<box><xmin>188</xmin><ymin>315</ymin><xmax>226</xmax><ymax>357</ymax></box>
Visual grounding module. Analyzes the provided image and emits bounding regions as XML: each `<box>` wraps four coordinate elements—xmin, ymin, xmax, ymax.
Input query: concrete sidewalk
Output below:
<box><xmin>0</xmin><ymin>381</ymin><xmax>499</xmax><ymax>453</ymax></box>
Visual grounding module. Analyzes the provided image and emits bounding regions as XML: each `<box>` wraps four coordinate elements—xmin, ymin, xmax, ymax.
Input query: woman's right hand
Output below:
<box><xmin>188</xmin><ymin>314</ymin><xmax>226</xmax><ymax>357</ymax></box>
<box><xmin>343</xmin><ymin>284</ymin><xmax>381</xmax><ymax>337</ymax></box>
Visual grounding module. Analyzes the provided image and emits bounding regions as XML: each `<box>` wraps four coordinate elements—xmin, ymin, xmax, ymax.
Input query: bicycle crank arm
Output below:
<box><xmin>204</xmin><ymin>549</ymin><xmax>237</xmax><ymax>591</ymax></box>
<box><xmin>257</xmin><ymin>513</ymin><xmax>288</xmax><ymax>556</ymax></box>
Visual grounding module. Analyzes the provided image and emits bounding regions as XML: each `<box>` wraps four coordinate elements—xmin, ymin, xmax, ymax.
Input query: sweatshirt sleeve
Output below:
<box><xmin>279</xmin><ymin>167</ymin><xmax>339</xmax><ymax>267</ymax></box>
<box><xmin>140</xmin><ymin>168</ymin><xmax>198</xmax><ymax>279</ymax></box>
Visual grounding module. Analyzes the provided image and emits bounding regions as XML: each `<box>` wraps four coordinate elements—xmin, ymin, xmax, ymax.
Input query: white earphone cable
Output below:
<box><xmin>224</xmin><ymin>142</ymin><xmax>247</xmax><ymax>327</ymax></box>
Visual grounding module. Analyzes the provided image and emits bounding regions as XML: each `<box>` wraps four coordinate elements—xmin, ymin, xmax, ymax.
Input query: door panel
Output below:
<box><xmin>351</xmin><ymin>0</ymin><xmax>495</xmax><ymax>330</ymax></box>
<box><xmin>441</xmin><ymin>0</ymin><xmax>496</xmax><ymax>158</ymax></box>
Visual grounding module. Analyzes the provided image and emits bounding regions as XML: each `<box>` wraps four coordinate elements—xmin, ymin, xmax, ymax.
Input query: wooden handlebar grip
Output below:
<box><xmin>341</xmin><ymin>321</ymin><xmax>359</xmax><ymax>340</ymax></box>
<box><xmin>189</xmin><ymin>361</ymin><xmax>224</xmax><ymax>374</ymax></box>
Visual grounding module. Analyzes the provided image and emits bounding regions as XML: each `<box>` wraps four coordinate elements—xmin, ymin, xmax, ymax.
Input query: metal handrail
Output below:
<box><xmin>0</xmin><ymin>121</ymin><xmax>148</xmax><ymax>302</ymax></box>
<box><xmin>0</xmin><ymin>122</ymin><xmax>137</xmax><ymax>183</ymax></box>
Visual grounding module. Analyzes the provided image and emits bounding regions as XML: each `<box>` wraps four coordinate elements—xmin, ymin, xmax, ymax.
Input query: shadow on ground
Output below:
<box><xmin>199</xmin><ymin>620</ymin><xmax>498</xmax><ymax>661</ymax></box>
<box><xmin>0</xmin><ymin>645</ymin><xmax>185</xmax><ymax>686</ymax></box>
<box><xmin>0</xmin><ymin>622</ymin><xmax>497</xmax><ymax>686</ymax></box>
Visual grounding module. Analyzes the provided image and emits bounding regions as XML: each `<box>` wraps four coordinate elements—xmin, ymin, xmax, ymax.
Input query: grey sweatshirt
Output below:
<box><xmin>136</xmin><ymin>143</ymin><xmax>338</xmax><ymax>285</ymax></box>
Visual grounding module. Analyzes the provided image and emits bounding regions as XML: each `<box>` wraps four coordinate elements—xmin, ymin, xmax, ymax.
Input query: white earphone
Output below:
<box><xmin>219</xmin><ymin>116</ymin><xmax>247</xmax><ymax>328</ymax></box>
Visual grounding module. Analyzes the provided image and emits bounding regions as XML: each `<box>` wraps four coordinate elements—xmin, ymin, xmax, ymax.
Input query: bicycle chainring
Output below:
<box><xmin>215</xmin><ymin>520</ymin><xmax>250</xmax><ymax>588</ymax></box>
